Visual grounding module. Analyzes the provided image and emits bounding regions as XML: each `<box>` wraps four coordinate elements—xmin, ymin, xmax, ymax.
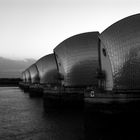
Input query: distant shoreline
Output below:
<box><xmin>0</xmin><ymin>78</ymin><xmax>21</xmax><ymax>87</ymax></box>
<box><xmin>0</xmin><ymin>85</ymin><xmax>19</xmax><ymax>87</ymax></box>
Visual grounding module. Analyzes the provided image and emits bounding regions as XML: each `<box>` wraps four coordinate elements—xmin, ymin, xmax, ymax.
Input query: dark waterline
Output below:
<box><xmin>1</xmin><ymin>87</ymin><xmax>140</xmax><ymax>140</ymax></box>
<box><xmin>0</xmin><ymin>87</ymin><xmax>84</xmax><ymax>140</ymax></box>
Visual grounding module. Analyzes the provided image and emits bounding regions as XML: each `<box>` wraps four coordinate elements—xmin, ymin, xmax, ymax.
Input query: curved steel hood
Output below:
<box><xmin>54</xmin><ymin>32</ymin><xmax>99</xmax><ymax>87</ymax></box>
<box><xmin>100</xmin><ymin>14</ymin><xmax>140</xmax><ymax>90</ymax></box>
<box><xmin>35</xmin><ymin>54</ymin><xmax>58</xmax><ymax>84</ymax></box>
<box><xmin>28</xmin><ymin>64</ymin><xmax>40</xmax><ymax>84</ymax></box>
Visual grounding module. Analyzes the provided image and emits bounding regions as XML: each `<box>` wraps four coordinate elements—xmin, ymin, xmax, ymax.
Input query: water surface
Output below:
<box><xmin>0</xmin><ymin>87</ymin><xmax>84</xmax><ymax>140</ymax></box>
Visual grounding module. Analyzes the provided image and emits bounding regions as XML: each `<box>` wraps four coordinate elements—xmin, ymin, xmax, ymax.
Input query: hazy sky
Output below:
<box><xmin>0</xmin><ymin>0</ymin><xmax>140</xmax><ymax>60</ymax></box>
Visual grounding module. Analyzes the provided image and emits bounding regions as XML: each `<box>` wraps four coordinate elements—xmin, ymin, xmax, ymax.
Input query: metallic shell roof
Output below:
<box><xmin>28</xmin><ymin>64</ymin><xmax>40</xmax><ymax>84</ymax></box>
<box><xmin>54</xmin><ymin>32</ymin><xmax>99</xmax><ymax>87</ymax></box>
<box><xmin>24</xmin><ymin>69</ymin><xmax>31</xmax><ymax>83</ymax></box>
<box><xmin>22</xmin><ymin>72</ymin><xmax>26</xmax><ymax>82</ymax></box>
<box><xmin>35</xmin><ymin>54</ymin><xmax>58</xmax><ymax>84</ymax></box>
<box><xmin>100</xmin><ymin>14</ymin><xmax>140</xmax><ymax>90</ymax></box>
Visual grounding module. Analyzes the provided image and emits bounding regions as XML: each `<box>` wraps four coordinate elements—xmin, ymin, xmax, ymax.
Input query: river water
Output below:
<box><xmin>0</xmin><ymin>87</ymin><xmax>84</xmax><ymax>140</ymax></box>
<box><xmin>0</xmin><ymin>87</ymin><xmax>140</xmax><ymax>140</ymax></box>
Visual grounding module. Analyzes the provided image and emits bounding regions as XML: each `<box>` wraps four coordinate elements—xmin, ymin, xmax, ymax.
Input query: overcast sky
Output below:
<box><xmin>0</xmin><ymin>0</ymin><xmax>140</xmax><ymax>60</ymax></box>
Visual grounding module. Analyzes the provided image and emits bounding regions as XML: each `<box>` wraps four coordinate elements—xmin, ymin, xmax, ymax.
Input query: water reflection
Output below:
<box><xmin>0</xmin><ymin>87</ymin><xmax>140</xmax><ymax>140</ymax></box>
<box><xmin>0</xmin><ymin>87</ymin><xmax>84</xmax><ymax>140</ymax></box>
<box><xmin>85</xmin><ymin>103</ymin><xmax>140</xmax><ymax>140</ymax></box>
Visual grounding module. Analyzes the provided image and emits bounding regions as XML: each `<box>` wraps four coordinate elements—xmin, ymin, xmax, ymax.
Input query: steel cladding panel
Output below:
<box><xmin>24</xmin><ymin>71</ymin><xmax>27</xmax><ymax>82</ymax></box>
<box><xmin>100</xmin><ymin>14</ymin><xmax>140</xmax><ymax>90</ymax></box>
<box><xmin>21</xmin><ymin>72</ymin><xmax>24</xmax><ymax>81</ymax></box>
<box><xmin>28</xmin><ymin>64</ymin><xmax>39</xmax><ymax>83</ymax></box>
<box><xmin>22</xmin><ymin>72</ymin><xmax>26</xmax><ymax>82</ymax></box>
<box><xmin>36</xmin><ymin>54</ymin><xmax>58</xmax><ymax>84</ymax></box>
<box><xmin>25</xmin><ymin>70</ymin><xmax>31</xmax><ymax>83</ymax></box>
<box><xmin>54</xmin><ymin>32</ymin><xmax>99</xmax><ymax>87</ymax></box>
<box><xmin>23</xmin><ymin>73</ymin><xmax>26</xmax><ymax>82</ymax></box>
